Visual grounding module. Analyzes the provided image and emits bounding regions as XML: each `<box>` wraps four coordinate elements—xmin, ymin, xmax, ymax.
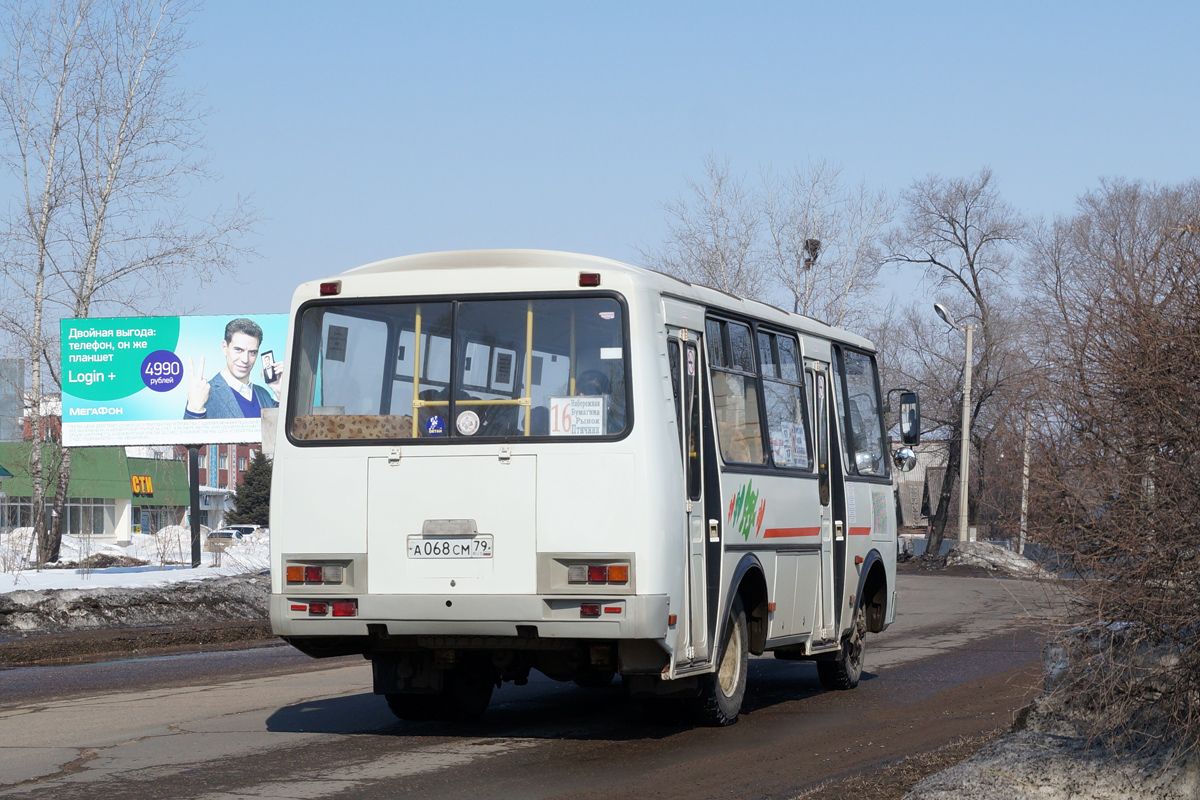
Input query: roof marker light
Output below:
<box><xmin>319</xmin><ymin>281</ymin><xmax>342</xmax><ymax>296</ymax></box>
<box><xmin>579</xmin><ymin>272</ymin><xmax>601</xmax><ymax>287</ymax></box>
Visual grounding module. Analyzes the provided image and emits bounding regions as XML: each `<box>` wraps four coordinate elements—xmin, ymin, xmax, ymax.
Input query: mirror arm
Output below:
<box><xmin>884</xmin><ymin>387</ymin><xmax>914</xmax><ymax>413</ymax></box>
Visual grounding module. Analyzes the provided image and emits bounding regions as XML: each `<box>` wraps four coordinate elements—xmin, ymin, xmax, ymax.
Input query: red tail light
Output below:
<box><xmin>587</xmin><ymin>565</ymin><xmax>607</xmax><ymax>582</ymax></box>
<box><xmin>580</xmin><ymin>603</ymin><xmax>601</xmax><ymax>618</ymax></box>
<box><xmin>308</xmin><ymin>602</ymin><xmax>328</xmax><ymax>615</ymax></box>
<box><xmin>304</xmin><ymin>566</ymin><xmax>323</xmax><ymax>582</ymax></box>
<box><xmin>331</xmin><ymin>600</ymin><xmax>358</xmax><ymax>617</ymax></box>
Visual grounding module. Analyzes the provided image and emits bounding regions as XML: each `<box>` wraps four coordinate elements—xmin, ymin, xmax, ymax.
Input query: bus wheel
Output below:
<box><xmin>573</xmin><ymin>669</ymin><xmax>616</xmax><ymax>689</ymax></box>
<box><xmin>385</xmin><ymin>665</ymin><xmax>495</xmax><ymax>721</ymax></box>
<box><xmin>437</xmin><ymin>664</ymin><xmax>496</xmax><ymax>719</ymax></box>
<box><xmin>690</xmin><ymin>596</ymin><xmax>748</xmax><ymax>726</ymax></box>
<box><xmin>385</xmin><ymin>692</ymin><xmax>439</xmax><ymax>721</ymax></box>
<box><xmin>817</xmin><ymin>604</ymin><xmax>866</xmax><ymax>691</ymax></box>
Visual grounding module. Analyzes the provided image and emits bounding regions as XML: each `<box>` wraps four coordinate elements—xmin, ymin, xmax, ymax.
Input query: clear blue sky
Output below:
<box><xmin>178</xmin><ymin>0</ymin><xmax>1200</xmax><ymax>315</ymax></box>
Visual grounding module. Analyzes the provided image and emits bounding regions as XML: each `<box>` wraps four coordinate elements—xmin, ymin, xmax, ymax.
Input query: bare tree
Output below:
<box><xmin>0</xmin><ymin>0</ymin><xmax>257</xmax><ymax>563</ymax></box>
<box><xmin>639</xmin><ymin>154</ymin><xmax>767</xmax><ymax>300</ymax></box>
<box><xmin>762</xmin><ymin>160</ymin><xmax>895</xmax><ymax>328</ymax></box>
<box><xmin>883</xmin><ymin>169</ymin><xmax>1029</xmax><ymax>556</ymax></box>
<box><xmin>1027</xmin><ymin>178</ymin><xmax>1200</xmax><ymax>756</ymax></box>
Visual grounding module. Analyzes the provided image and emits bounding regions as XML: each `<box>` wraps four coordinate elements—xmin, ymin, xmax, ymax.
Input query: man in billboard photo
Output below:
<box><xmin>184</xmin><ymin>318</ymin><xmax>285</xmax><ymax>419</ymax></box>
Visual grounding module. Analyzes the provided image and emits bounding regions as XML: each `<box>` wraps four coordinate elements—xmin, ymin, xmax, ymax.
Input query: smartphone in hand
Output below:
<box><xmin>261</xmin><ymin>350</ymin><xmax>276</xmax><ymax>383</ymax></box>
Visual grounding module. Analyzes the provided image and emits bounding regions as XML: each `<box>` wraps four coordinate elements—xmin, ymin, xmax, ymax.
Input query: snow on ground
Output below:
<box><xmin>945</xmin><ymin>541</ymin><xmax>1054</xmax><ymax>578</ymax></box>
<box><xmin>0</xmin><ymin>526</ymin><xmax>269</xmax><ymax>593</ymax></box>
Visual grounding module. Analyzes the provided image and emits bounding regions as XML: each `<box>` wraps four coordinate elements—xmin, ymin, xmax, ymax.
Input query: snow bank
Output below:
<box><xmin>0</xmin><ymin>528</ymin><xmax>270</xmax><ymax>593</ymax></box>
<box><xmin>0</xmin><ymin>572</ymin><xmax>269</xmax><ymax>633</ymax></box>
<box><xmin>944</xmin><ymin>541</ymin><xmax>1053</xmax><ymax>579</ymax></box>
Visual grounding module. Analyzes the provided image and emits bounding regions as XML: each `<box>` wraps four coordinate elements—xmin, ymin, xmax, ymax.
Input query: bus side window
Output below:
<box><xmin>838</xmin><ymin>348</ymin><xmax>888</xmax><ymax>477</ymax></box>
<box><xmin>708</xmin><ymin>318</ymin><xmax>766</xmax><ymax>465</ymax></box>
<box><xmin>668</xmin><ymin>340</ymin><xmax>683</xmax><ymax>461</ymax></box>
<box><xmin>759</xmin><ymin>332</ymin><xmax>811</xmax><ymax>470</ymax></box>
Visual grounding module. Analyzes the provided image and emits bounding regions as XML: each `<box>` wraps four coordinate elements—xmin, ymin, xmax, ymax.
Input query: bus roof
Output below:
<box><xmin>336</xmin><ymin>249</ymin><xmax>876</xmax><ymax>352</ymax></box>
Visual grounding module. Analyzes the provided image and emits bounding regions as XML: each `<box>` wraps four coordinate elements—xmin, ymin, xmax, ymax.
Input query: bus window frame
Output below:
<box><xmin>705</xmin><ymin>312</ymin><xmax>817</xmax><ymax>480</ymax></box>
<box><xmin>285</xmin><ymin>290</ymin><xmax>634</xmax><ymax>448</ymax></box>
<box><xmin>831</xmin><ymin>343</ymin><xmax>892</xmax><ymax>483</ymax></box>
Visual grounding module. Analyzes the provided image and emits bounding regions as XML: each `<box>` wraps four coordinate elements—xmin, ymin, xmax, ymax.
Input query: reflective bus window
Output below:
<box><xmin>707</xmin><ymin>318</ymin><xmax>765</xmax><ymax>464</ymax></box>
<box><xmin>290</xmin><ymin>296</ymin><xmax>628</xmax><ymax>442</ymax></box>
<box><xmin>838</xmin><ymin>348</ymin><xmax>888</xmax><ymax>477</ymax></box>
<box><xmin>759</xmin><ymin>331</ymin><xmax>811</xmax><ymax>470</ymax></box>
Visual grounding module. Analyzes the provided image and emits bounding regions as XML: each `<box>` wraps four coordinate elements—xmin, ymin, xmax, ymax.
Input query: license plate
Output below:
<box><xmin>407</xmin><ymin>534</ymin><xmax>493</xmax><ymax>559</ymax></box>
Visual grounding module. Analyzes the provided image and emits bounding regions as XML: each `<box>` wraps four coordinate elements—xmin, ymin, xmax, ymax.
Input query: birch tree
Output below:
<box><xmin>0</xmin><ymin>0</ymin><xmax>257</xmax><ymax>563</ymax></box>
<box><xmin>762</xmin><ymin>160</ymin><xmax>895</xmax><ymax>328</ymax></box>
<box><xmin>639</xmin><ymin>154</ymin><xmax>768</xmax><ymax>300</ymax></box>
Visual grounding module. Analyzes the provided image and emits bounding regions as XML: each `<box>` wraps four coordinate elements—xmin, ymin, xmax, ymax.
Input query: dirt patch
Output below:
<box><xmin>793</xmin><ymin>729</ymin><xmax>1008</xmax><ymax>800</ymax></box>
<box><xmin>0</xmin><ymin>620</ymin><xmax>277</xmax><ymax>667</ymax></box>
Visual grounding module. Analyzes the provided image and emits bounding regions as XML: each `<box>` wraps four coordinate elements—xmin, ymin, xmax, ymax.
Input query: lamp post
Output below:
<box><xmin>934</xmin><ymin>303</ymin><xmax>975</xmax><ymax>543</ymax></box>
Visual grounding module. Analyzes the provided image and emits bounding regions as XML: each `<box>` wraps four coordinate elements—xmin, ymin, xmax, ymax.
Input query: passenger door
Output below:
<box><xmin>809</xmin><ymin>360</ymin><xmax>848</xmax><ymax>643</ymax></box>
<box><xmin>669</xmin><ymin>328</ymin><xmax>709</xmax><ymax>662</ymax></box>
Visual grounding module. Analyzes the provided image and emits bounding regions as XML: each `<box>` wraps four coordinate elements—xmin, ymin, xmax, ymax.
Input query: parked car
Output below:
<box><xmin>209</xmin><ymin>525</ymin><xmax>259</xmax><ymax>541</ymax></box>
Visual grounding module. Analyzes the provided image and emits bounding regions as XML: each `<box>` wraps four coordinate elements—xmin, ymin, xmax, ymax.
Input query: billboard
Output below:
<box><xmin>61</xmin><ymin>314</ymin><xmax>289</xmax><ymax>446</ymax></box>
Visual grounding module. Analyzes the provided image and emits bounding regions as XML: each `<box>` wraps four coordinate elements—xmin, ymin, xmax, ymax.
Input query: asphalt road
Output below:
<box><xmin>0</xmin><ymin>571</ymin><xmax>1063</xmax><ymax>799</ymax></box>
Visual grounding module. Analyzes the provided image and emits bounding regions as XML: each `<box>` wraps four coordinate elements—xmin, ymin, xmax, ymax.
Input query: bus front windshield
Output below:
<box><xmin>290</xmin><ymin>295</ymin><xmax>629</xmax><ymax>442</ymax></box>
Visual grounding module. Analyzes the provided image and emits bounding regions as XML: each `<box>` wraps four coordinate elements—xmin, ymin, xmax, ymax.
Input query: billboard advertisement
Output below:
<box><xmin>61</xmin><ymin>314</ymin><xmax>289</xmax><ymax>446</ymax></box>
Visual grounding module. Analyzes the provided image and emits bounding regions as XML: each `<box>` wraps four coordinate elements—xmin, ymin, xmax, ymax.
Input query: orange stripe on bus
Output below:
<box><xmin>763</xmin><ymin>527</ymin><xmax>821</xmax><ymax>538</ymax></box>
<box><xmin>848</xmin><ymin>526</ymin><xmax>872</xmax><ymax>536</ymax></box>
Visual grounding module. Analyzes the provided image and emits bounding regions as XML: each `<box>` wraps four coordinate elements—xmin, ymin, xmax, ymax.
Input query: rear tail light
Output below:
<box><xmin>308</xmin><ymin>602</ymin><xmax>328</xmax><ymax>615</ymax></box>
<box><xmin>568</xmin><ymin>562</ymin><xmax>631</xmax><ymax>585</ymax></box>
<box><xmin>331</xmin><ymin>600</ymin><xmax>358</xmax><ymax>617</ymax></box>
<box><xmin>287</xmin><ymin>563</ymin><xmax>346</xmax><ymax>584</ymax></box>
<box><xmin>580</xmin><ymin>603</ymin><xmax>601</xmax><ymax>618</ymax></box>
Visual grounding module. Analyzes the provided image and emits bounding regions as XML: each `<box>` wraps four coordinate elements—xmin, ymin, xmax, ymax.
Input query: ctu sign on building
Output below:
<box><xmin>130</xmin><ymin>475</ymin><xmax>154</xmax><ymax>496</ymax></box>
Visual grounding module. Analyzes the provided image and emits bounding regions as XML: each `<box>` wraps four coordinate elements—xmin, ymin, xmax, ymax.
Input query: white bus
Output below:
<box><xmin>268</xmin><ymin>250</ymin><xmax>920</xmax><ymax>725</ymax></box>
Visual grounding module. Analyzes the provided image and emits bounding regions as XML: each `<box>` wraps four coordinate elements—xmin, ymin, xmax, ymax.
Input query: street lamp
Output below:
<box><xmin>934</xmin><ymin>303</ymin><xmax>975</xmax><ymax>543</ymax></box>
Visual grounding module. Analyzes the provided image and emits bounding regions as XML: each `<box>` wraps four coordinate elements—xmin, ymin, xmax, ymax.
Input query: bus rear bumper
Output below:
<box><xmin>270</xmin><ymin>593</ymin><xmax>671</xmax><ymax>640</ymax></box>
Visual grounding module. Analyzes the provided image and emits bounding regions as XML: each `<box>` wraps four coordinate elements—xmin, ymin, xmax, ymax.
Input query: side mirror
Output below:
<box><xmin>899</xmin><ymin>391</ymin><xmax>920</xmax><ymax>445</ymax></box>
<box><xmin>892</xmin><ymin>446</ymin><xmax>917</xmax><ymax>472</ymax></box>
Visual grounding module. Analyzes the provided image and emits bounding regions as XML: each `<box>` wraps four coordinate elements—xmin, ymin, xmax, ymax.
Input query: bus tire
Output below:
<box><xmin>573</xmin><ymin>669</ymin><xmax>616</xmax><ymax>689</ymax></box>
<box><xmin>385</xmin><ymin>665</ymin><xmax>495</xmax><ymax>721</ymax></box>
<box><xmin>385</xmin><ymin>692</ymin><xmax>439</xmax><ymax>721</ymax></box>
<box><xmin>690</xmin><ymin>595</ymin><xmax>748</xmax><ymax>726</ymax></box>
<box><xmin>817</xmin><ymin>604</ymin><xmax>866</xmax><ymax>691</ymax></box>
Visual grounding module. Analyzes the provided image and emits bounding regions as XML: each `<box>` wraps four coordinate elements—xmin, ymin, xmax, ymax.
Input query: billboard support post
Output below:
<box><xmin>189</xmin><ymin>444</ymin><xmax>201</xmax><ymax>568</ymax></box>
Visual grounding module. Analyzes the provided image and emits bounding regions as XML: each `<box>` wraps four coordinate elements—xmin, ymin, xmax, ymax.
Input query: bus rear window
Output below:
<box><xmin>289</xmin><ymin>296</ymin><xmax>629</xmax><ymax>442</ymax></box>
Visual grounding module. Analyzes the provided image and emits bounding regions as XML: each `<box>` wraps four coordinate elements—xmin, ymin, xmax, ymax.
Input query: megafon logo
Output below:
<box><xmin>727</xmin><ymin>480</ymin><xmax>766</xmax><ymax>541</ymax></box>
